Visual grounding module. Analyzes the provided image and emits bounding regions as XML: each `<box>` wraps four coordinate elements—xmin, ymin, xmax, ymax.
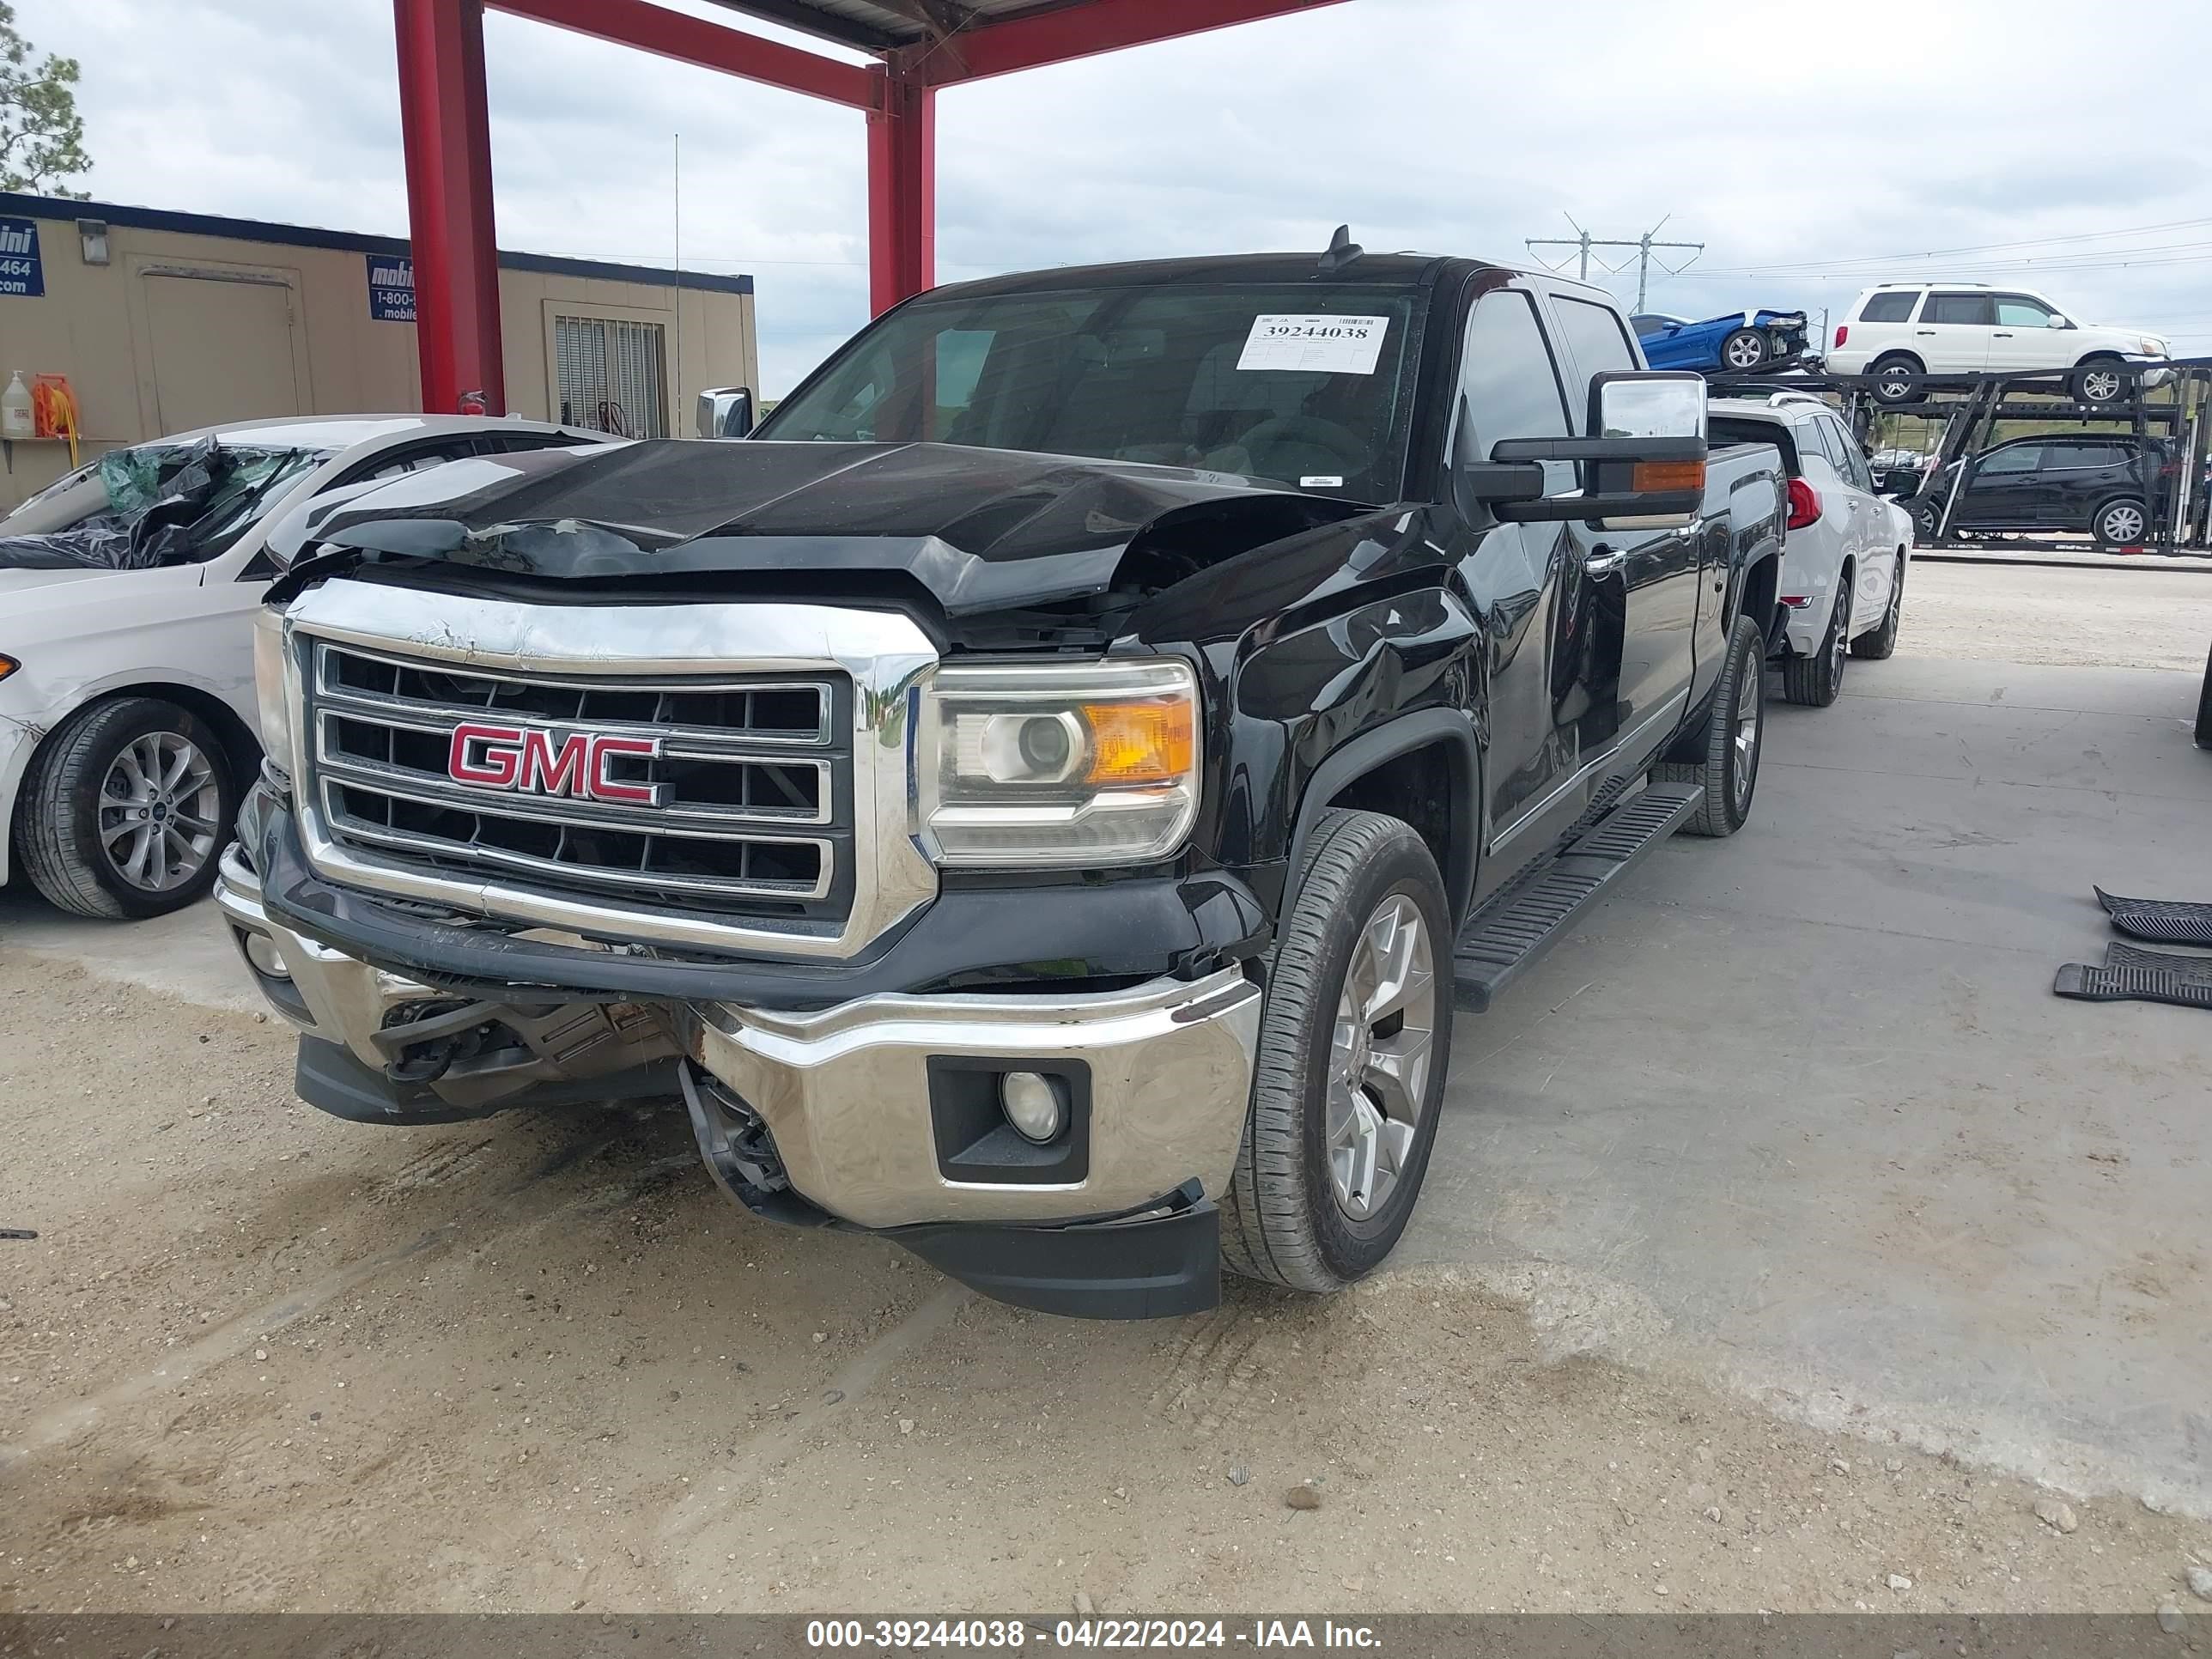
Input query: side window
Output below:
<box><xmin>1796</xmin><ymin>417</ymin><xmax>1838</xmax><ymax>471</ymax></box>
<box><xmin>1830</xmin><ymin>422</ymin><xmax>1876</xmax><ymax>491</ymax></box>
<box><xmin>1993</xmin><ymin>295</ymin><xmax>2059</xmax><ymax>328</ymax></box>
<box><xmin>1456</xmin><ymin>290</ymin><xmax>1571</xmax><ymax>491</ymax></box>
<box><xmin>2050</xmin><ymin>442</ymin><xmax>2126</xmax><ymax>469</ymax></box>
<box><xmin>1977</xmin><ymin>445</ymin><xmax>2043</xmax><ymax>475</ymax></box>
<box><xmin>1859</xmin><ymin>292</ymin><xmax>1919</xmax><ymax>324</ymax></box>
<box><xmin>1549</xmin><ymin>295</ymin><xmax>1640</xmax><ymax>425</ymax></box>
<box><xmin>1927</xmin><ymin>293</ymin><xmax>1994</xmax><ymax>326</ymax></box>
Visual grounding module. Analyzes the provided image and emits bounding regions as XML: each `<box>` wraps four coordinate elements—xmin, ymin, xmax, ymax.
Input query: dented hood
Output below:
<box><xmin>304</xmin><ymin>439</ymin><xmax>1357</xmax><ymax>616</ymax></box>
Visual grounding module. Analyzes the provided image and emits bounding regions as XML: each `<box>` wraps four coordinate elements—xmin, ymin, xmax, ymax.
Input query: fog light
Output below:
<box><xmin>1000</xmin><ymin>1071</ymin><xmax>1066</xmax><ymax>1144</ymax></box>
<box><xmin>242</xmin><ymin>932</ymin><xmax>289</xmax><ymax>981</ymax></box>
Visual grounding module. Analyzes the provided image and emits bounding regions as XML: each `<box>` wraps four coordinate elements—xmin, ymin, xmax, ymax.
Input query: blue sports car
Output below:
<box><xmin>1632</xmin><ymin>308</ymin><xmax>1812</xmax><ymax>374</ymax></box>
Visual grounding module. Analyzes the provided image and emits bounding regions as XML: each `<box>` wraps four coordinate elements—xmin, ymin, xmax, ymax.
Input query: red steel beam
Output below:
<box><xmin>488</xmin><ymin>0</ymin><xmax>878</xmax><ymax>108</ymax></box>
<box><xmin>395</xmin><ymin>0</ymin><xmax>505</xmax><ymax>415</ymax></box>
<box><xmin>901</xmin><ymin>0</ymin><xmax>1349</xmax><ymax>86</ymax></box>
<box><xmin>866</xmin><ymin>71</ymin><xmax>935</xmax><ymax>313</ymax></box>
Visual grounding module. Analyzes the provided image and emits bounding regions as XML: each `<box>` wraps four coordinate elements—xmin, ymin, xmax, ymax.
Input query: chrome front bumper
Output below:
<box><xmin>215</xmin><ymin>848</ymin><xmax>1263</xmax><ymax>1230</ymax></box>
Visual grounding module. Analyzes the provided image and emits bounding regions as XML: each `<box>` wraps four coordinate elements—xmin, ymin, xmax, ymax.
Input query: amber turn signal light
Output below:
<box><xmin>1631</xmin><ymin>460</ymin><xmax>1705</xmax><ymax>494</ymax></box>
<box><xmin>1082</xmin><ymin>698</ymin><xmax>1196</xmax><ymax>786</ymax></box>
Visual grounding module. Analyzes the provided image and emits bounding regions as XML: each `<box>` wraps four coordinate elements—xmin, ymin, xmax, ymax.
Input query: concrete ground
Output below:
<box><xmin>3</xmin><ymin>562</ymin><xmax>2209</xmax><ymax>1615</ymax></box>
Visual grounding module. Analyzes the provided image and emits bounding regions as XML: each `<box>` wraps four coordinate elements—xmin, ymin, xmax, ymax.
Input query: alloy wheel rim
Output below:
<box><xmin>2104</xmin><ymin>504</ymin><xmax>2144</xmax><ymax>543</ymax></box>
<box><xmin>1725</xmin><ymin>335</ymin><xmax>1763</xmax><ymax>368</ymax></box>
<box><xmin>1325</xmin><ymin>892</ymin><xmax>1437</xmax><ymax>1222</ymax></box>
<box><xmin>1830</xmin><ymin>592</ymin><xmax>1850</xmax><ymax>683</ymax></box>
<box><xmin>1731</xmin><ymin>656</ymin><xmax>1762</xmax><ymax>810</ymax></box>
<box><xmin>2084</xmin><ymin>370</ymin><xmax>2122</xmax><ymax>403</ymax></box>
<box><xmin>97</xmin><ymin>732</ymin><xmax>220</xmax><ymax>892</ymax></box>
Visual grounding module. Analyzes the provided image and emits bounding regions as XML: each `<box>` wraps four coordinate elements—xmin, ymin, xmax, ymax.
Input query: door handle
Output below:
<box><xmin>1914</xmin><ymin>329</ymin><xmax>1936</xmax><ymax>336</ymax></box>
<box><xmin>1584</xmin><ymin>549</ymin><xmax>1627</xmax><ymax>578</ymax></box>
<box><xmin>1992</xmin><ymin>331</ymin><xmax>2013</xmax><ymax>338</ymax></box>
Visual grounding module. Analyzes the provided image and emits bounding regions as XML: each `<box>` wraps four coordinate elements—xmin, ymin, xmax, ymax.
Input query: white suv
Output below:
<box><xmin>1708</xmin><ymin>394</ymin><xmax>1914</xmax><ymax>707</ymax></box>
<box><xmin>1827</xmin><ymin>283</ymin><xmax>2170</xmax><ymax>405</ymax></box>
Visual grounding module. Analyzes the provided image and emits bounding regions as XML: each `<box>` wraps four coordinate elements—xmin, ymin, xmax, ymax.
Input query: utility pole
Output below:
<box><xmin>1526</xmin><ymin>214</ymin><xmax>1704</xmax><ymax>312</ymax></box>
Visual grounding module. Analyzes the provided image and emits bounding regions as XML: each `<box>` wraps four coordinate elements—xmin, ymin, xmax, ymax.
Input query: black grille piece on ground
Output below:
<box><xmin>2102</xmin><ymin>941</ymin><xmax>2212</xmax><ymax>986</ymax></box>
<box><xmin>2094</xmin><ymin>887</ymin><xmax>2212</xmax><ymax>946</ymax></box>
<box><xmin>2052</xmin><ymin>960</ymin><xmax>2212</xmax><ymax>1012</ymax></box>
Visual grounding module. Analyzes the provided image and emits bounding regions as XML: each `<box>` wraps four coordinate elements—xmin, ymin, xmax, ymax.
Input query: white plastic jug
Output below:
<box><xmin>0</xmin><ymin>370</ymin><xmax>32</xmax><ymax>440</ymax></box>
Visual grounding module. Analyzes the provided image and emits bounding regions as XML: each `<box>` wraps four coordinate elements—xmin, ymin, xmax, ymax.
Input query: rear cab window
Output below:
<box><xmin>1708</xmin><ymin>414</ymin><xmax>1798</xmax><ymax>474</ymax></box>
<box><xmin>1548</xmin><ymin>294</ymin><xmax>1641</xmax><ymax>428</ymax></box>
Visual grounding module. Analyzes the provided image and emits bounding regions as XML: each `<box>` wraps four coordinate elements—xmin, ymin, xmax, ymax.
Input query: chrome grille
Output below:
<box><xmin>304</xmin><ymin>641</ymin><xmax>850</xmax><ymax>921</ymax></box>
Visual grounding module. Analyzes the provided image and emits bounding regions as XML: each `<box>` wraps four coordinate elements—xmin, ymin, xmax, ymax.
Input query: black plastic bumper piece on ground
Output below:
<box><xmin>295</xmin><ymin>1036</ymin><xmax>679</xmax><ymax>1125</ymax></box>
<box><xmin>1451</xmin><ymin>781</ymin><xmax>1703</xmax><ymax>1013</ymax></box>
<box><xmin>2094</xmin><ymin>887</ymin><xmax>2212</xmax><ymax>947</ymax></box>
<box><xmin>886</xmin><ymin>1199</ymin><xmax>1221</xmax><ymax>1321</ymax></box>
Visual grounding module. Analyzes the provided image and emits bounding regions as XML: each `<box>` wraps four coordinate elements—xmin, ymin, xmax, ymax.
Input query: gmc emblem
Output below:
<box><xmin>447</xmin><ymin>722</ymin><xmax>668</xmax><ymax>807</ymax></box>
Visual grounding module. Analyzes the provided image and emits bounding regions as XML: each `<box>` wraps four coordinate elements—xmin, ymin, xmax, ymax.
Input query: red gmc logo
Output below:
<box><xmin>447</xmin><ymin>722</ymin><xmax>667</xmax><ymax>806</ymax></box>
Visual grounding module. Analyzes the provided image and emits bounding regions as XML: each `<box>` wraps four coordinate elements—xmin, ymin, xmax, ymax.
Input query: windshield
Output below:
<box><xmin>757</xmin><ymin>283</ymin><xmax>1426</xmax><ymax>501</ymax></box>
<box><xmin>0</xmin><ymin>441</ymin><xmax>329</xmax><ymax>569</ymax></box>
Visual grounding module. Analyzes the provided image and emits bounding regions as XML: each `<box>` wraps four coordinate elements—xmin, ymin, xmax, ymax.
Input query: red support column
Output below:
<box><xmin>866</xmin><ymin>72</ymin><xmax>934</xmax><ymax>315</ymax></box>
<box><xmin>395</xmin><ymin>0</ymin><xmax>505</xmax><ymax>414</ymax></box>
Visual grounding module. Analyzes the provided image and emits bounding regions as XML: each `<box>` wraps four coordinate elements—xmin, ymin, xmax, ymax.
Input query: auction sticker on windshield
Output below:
<box><xmin>1237</xmin><ymin>313</ymin><xmax>1389</xmax><ymax>375</ymax></box>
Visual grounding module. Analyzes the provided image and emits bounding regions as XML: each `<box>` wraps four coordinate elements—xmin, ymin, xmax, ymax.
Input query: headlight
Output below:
<box><xmin>251</xmin><ymin>605</ymin><xmax>294</xmax><ymax>781</ymax></box>
<box><xmin>2142</xmin><ymin>337</ymin><xmax>2167</xmax><ymax>357</ymax></box>
<box><xmin>916</xmin><ymin>658</ymin><xmax>1200</xmax><ymax>866</ymax></box>
<box><xmin>0</xmin><ymin>653</ymin><xmax>18</xmax><ymax>683</ymax></box>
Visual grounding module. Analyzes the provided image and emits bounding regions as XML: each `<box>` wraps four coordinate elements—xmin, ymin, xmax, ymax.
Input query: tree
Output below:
<box><xmin>0</xmin><ymin>2</ymin><xmax>90</xmax><ymax>198</ymax></box>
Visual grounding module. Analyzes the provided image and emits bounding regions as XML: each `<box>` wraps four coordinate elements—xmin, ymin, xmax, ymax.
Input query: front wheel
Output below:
<box><xmin>2093</xmin><ymin>496</ymin><xmax>2148</xmax><ymax>548</ymax></box>
<box><xmin>1222</xmin><ymin>809</ymin><xmax>1451</xmax><ymax>1294</ymax></box>
<box><xmin>1654</xmin><ymin>612</ymin><xmax>1766</xmax><ymax>837</ymax></box>
<box><xmin>2075</xmin><ymin>362</ymin><xmax>2128</xmax><ymax>406</ymax></box>
<box><xmin>15</xmin><ymin>696</ymin><xmax>238</xmax><ymax>920</ymax></box>
<box><xmin>1720</xmin><ymin>328</ymin><xmax>1769</xmax><ymax>371</ymax></box>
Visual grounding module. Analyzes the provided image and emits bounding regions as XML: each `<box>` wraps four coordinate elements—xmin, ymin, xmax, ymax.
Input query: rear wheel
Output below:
<box><xmin>2093</xmin><ymin>496</ymin><xmax>2148</xmax><ymax>548</ymax></box>
<box><xmin>1780</xmin><ymin>574</ymin><xmax>1850</xmax><ymax>708</ymax></box>
<box><xmin>17</xmin><ymin>696</ymin><xmax>237</xmax><ymax>920</ymax></box>
<box><xmin>1655</xmin><ymin>613</ymin><xmax>1765</xmax><ymax>836</ymax></box>
<box><xmin>1850</xmin><ymin>552</ymin><xmax>1905</xmax><ymax>660</ymax></box>
<box><xmin>1720</xmin><ymin>328</ymin><xmax>1769</xmax><ymax>371</ymax></box>
<box><xmin>1222</xmin><ymin>809</ymin><xmax>1451</xmax><ymax>1294</ymax></box>
<box><xmin>1913</xmin><ymin>500</ymin><xmax>1944</xmax><ymax>544</ymax></box>
<box><xmin>1870</xmin><ymin>355</ymin><xmax>1923</xmax><ymax>404</ymax></box>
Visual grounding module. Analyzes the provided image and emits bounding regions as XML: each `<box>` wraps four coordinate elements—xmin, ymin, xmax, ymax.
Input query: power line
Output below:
<box><xmin>1688</xmin><ymin>215</ymin><xmax>2212</xmax><ymax>278</ymax></box>
<box><xmin>1526</xmin><ymin>214</ymin><xmax>1702</xmax><ymax>312</ymax></box>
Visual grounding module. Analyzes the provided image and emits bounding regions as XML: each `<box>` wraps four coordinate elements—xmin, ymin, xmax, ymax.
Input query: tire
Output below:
<box><xmin>1913</xmin><ymin>500</ymin><xmax>1943</xmax><ymax>544</ymax></box>
<box><xmin>1222</xmin><ymin>808</ymin><xmax>1452</xmax><ymax>1294</ymax></box>
<box><xmin>1720</xmin><ymin>328</ymin><xmax>1769</xmax><ymax>372</ymax></box>
<box><xmin>2195</xmin><ymin>642</ymin><xmax>2212</xmax><ymax>750</ymax></box>
<box><xmin>1654</xmin><ymin>612</ymin><xmax>1765</xmax><ymax>837</ymax></box>
<box><xmin>1780</xmin><ymin>570</ymin><xmax>1850</xmax><ymax>707</ymax></box>
<box><xmin>2092</xmin><ymin>496</ymin><xmax>2148</xmax><ymax>549</ymax></box>
<box><xmin>2075</xmin><ymin>359</ymin><xmax>2128</xmax><ymax>406</ymax></box>
<box><xmin>1850</xmin><ymin>552</ymin><xmax>1905</xmax><ymax>660</ymax></box>
<box><xmin>1870</xmin><ymin>354</ymin><xmax>1923</xmax><ymax>404</ymax></box>
<box><xmin>15</xmin><ymin>697</ymin><xmax>238</xmax><ymax>921</ymax></box>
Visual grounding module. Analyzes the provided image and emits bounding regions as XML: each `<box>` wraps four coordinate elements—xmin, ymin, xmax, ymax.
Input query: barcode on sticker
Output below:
<box><xmin>1237</xmin><ymin>314</ymin><xmax>1390</xmax><ymax>375</ymax></box>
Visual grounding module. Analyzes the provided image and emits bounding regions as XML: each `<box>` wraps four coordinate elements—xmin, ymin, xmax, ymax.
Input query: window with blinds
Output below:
<box><xmin>554</xmin><ymin>314</ymin><xmax>668</xmax><ymax>437</ymax></box>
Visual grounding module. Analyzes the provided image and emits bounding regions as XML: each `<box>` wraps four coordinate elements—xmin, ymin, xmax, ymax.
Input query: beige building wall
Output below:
<box><xmin>0</xmin><ymin>196</ymin><xmax>758</xmax><ymax>510</ymax></box>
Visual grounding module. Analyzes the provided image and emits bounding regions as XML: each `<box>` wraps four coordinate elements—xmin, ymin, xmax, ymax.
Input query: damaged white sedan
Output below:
<box><xmin>0</xmin><ymin>414</ymin><xmax>611</xmax><ymax>918</ymax></box>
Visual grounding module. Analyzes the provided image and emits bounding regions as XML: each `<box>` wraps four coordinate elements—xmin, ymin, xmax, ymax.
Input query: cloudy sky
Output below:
<box><xmin>26</xmin><ymin>0</ymin><xmax>2212</xmax><ymax>393</ymax></box>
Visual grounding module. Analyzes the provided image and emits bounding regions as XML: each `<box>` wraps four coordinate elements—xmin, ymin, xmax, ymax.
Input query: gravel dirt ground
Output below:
<box><xmin>3</xmin><ymin>562</ymin><xmax>2209</xmax><ymax>1618</ymax></box>
<box><xmin>1901</xmin><ymin>558</ymin><xmax>2211</xmax><ymax>671</ymax></box>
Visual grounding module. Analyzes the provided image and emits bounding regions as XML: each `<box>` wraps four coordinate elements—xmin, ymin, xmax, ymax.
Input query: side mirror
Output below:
<box><xmin>1473</xmin><ymin>370</ymin><xmax>1708</xmax><ymax>530</ymax></box>
<box><xmin>696</xmin><ymin>386</ymin><xmax>755</xmax><ymax>440</ymax></box>
<box><xmin>2047</xmin><ymin>316</ymin><xmax>2069</xmax><ymax>329</ymax></box>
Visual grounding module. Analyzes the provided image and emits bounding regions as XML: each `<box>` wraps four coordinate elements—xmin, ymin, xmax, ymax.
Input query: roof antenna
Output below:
<box><xmin>1317</xmin><ymin>223</ymin><xmax>1363</xmax><ymax>275</ymax></box>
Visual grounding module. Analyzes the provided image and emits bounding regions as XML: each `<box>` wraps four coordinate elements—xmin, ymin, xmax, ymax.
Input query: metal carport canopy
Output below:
<box><xmin>393</xmin><ymin>0</ymin><xmax>1349</xmax><ymax>416</ymax></box>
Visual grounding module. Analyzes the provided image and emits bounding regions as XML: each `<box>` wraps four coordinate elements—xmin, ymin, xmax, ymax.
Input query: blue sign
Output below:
<box><xmin>366</xmin><ymin>252</ymin><xmax>415</xmax><ymax>322</ymax></box>
<box><xmin>0</xmin><ymin>216</ymin><xmax>44</xmax><ymax>297</ymax></box>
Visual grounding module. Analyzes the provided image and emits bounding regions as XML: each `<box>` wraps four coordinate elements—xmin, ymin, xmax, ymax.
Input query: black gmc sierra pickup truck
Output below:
<box><xmin>219</xmin><ymin>235</ymin><xmax>1784</xmax><ymax>1318</ymax></box>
